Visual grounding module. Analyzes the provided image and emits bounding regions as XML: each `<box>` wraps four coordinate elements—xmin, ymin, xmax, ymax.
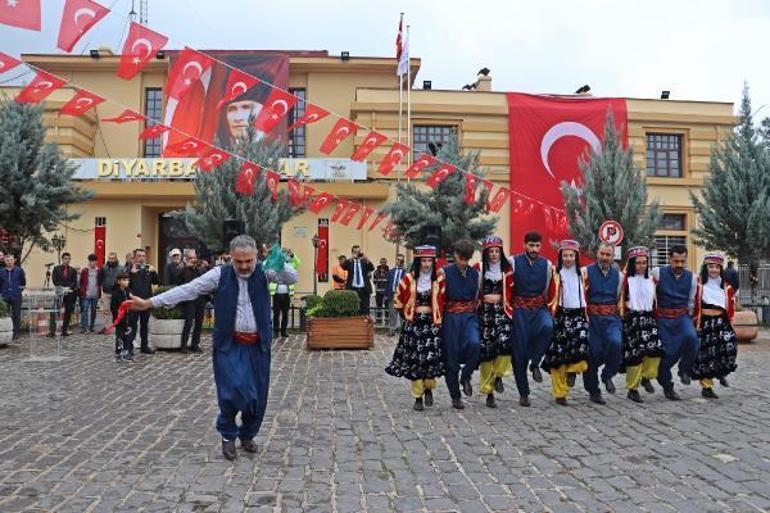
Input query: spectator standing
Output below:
<box><xmin>270</xmin><ymin>247</ymin><xmax>300</xmax><ymax>339</ymax></box>
<box><xmin>179</xmin><ymin>248</ymin><xmax>209</xmax><ymax>353</ymax></box>
<box><xmin>79</xmin><ymin>254</ymin><xmax>103</xmax><ymax>333</ymax></box>
<box><xmin>386</xmin><ymin>254</ymin><xmax>406</xmax><ymax>336</ymax></box>
<box><xmin>100</xmin><ymin>252</ymin><xmax>121</xmax><ymax>332</ymax></box>
<box><xmin>128</xmin><ymin>248</ymin><xmax>159</xmax><ymax>354</ymax></box>
<box><xmin>0</xmin><ymin>250</ymin><xmax>5</xmax><ymax>269</ymax></box>
<box><xmin>111</xmin><ymin>271</ymin><xmax>134</xmax><ymax>362</ymax></box>
<box><xmin>332</xmin><ymin>255</ymin><xmax>347</xmax><ymax>290</ymax></box>
<box><xmin>724</xmin><ymin>261</ymin><xmax>740</xmax><ymax>298</ymax></box>
<box><xmin>373</xmin><ymin>258</ymin><xmax>390</xmax><ymax>325</ymax></box>
<box><xmin>344</xmin><ymin>245</ymin><xmax>374</xmax><ymax>316</ymax></box>
<box><xmin>124</xmin><ymin>252</ymin><xmax>134</xmax><ymax>272</ymax></box>
<box><xmin>0</xmin><ymin>254</ymin><xmax>26</xmax><ymax>339</ymax></box>
<box><xmin>50</xmin><ymin>252</ymin><xmax>79</xmax><ymax>336</ymax></box>
<box><xmin>164</xmin><ymin>248</ymin><xmax>184</xmax><ymax>285</ymax></box>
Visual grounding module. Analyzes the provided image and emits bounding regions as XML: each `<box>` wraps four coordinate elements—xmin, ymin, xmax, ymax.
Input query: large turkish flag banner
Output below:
<box><xmin>506</xmin><ymin>93</ymin><xmax>627</xmax><ymax>261</ymax></box>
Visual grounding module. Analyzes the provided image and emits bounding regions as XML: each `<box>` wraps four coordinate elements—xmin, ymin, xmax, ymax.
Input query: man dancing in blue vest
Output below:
<box><xmin>128</xmin><ymin>235</ymin><xmax>297</xmax><ymax>460</ymax></box>
<box><xmin>581</xmin><ymin>242</ymin><xmax>624</xmax><ymax>404</ymax></box>
<box><xmin>510</xmin><ymin>231</ymin><xmax>555</xmax><ymax>407</ymax></box>
<box><xmin>650</xmin><ymin>244</ymin><xmax>699</xmax><ymax>401</ymax></box>
<box><xmin>440</xmin><ymin>239</ymin><xmax>481</xmax><ymax>410</ymax></box>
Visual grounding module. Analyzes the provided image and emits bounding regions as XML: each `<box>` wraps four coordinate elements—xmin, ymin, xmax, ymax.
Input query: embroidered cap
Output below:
<box><xmin>414</xmin><ymin>245</ymin><xmax>437</xmax><ymax>258</ymax></box>
<box><xmin>558</xmin><ymin>239</ymin><xmax>580</xmax><ymax>253</ymax></box>
<box><xmin>704</xmin><ymin>253</ymin><xmax>724</xmax><ymax>265</ymax></box>
<box><xmin>482</xmin><ymin>235</ymin><xmax>504</xmax><ymax>250</ymax></box>
<box><xmin>627</xmin><ymin>246</ymin><xmax>649</xmax><ymax>259</ymax></box>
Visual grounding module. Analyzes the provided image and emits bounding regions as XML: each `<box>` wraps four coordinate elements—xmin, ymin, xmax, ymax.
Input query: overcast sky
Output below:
<box><xmin>3</xmin><ymin>0</ymin><xmax>769</xmax><ymax>119</ymax></box>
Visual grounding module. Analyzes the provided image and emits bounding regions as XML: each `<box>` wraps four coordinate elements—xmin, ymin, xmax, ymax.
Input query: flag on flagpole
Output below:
<box><xmin>395</xmin><ymin>13</ymin><xmax>403</xmax><ymax>64</ymax></box>
<box><xmin>397</xmin><ymin>20</ymin><xmax>409</xmax><ymax>77</ymax></box>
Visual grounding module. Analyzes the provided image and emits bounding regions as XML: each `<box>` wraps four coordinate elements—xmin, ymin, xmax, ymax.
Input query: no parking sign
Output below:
<box><xmin>599</xmin><ymin>220</ymin><xmax>624</xmax><ymax>259</ymax></box>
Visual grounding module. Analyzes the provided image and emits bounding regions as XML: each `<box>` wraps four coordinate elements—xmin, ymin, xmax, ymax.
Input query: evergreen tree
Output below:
<box><xmin>383</xmin><ymin>138</ymin><xmax>497</xmax><ymax>254</ymax></box>
<box><xmin>561</xmin><ymin>110</ymin><xmax>661</xmax><ymax>258</ymax></box>
<box><xmin>0</xmin><ymin>100</ymin><xmax>94</xmax><ymax>263</ymax></box>
<box><xmin>183</xmin><ymin>126</ymin><xmax>295</xmax><ymax>251</ymax></box>
<box><xmin>691</xmin><ymin>83</ymin><xmax>770</xmax><ymax>299</ymax></box>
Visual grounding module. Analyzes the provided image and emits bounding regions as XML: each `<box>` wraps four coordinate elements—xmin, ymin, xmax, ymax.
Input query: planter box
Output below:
<box><xmin>149</xmin><ymin>317</ymin><xmax>185</xmax><ymax>349</ymax></box>
<box><xmin>306</xmin><ymin>316</ymin><xmax>373</xmax><ymax>350</ymax></box>
<box><xmin>0</xmin><ymin>317</ymin><xmax>12</xmax><ymax>347</ymax></box>
<box><xmin>733</xmin><ymin>310</ymin><xmax>758</xmax><ymax>342</ymax></box>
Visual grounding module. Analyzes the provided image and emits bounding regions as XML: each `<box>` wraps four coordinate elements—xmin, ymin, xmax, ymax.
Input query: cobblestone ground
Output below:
<box><xmin>0</xmin><ymin>331</ymin><xmax>769</xmax><ymax>513</ymax></box>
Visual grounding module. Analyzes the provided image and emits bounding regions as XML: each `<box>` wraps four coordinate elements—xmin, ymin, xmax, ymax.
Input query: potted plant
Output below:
<box><xmin>0</xmin><ymin>299</ymin><xmax>11</xmax><ymax>346</ymax></box>
<box><xmin>148</xmin><ymin>286</ymin><xmax>186</xmax><ymax>350</ymax></box>
<box><xmin>306</xmin><ymin>290</ymin><xmax>373</xmax><ymax>350</ymax></box>
<box><xmin>733</xmin><ymin>304</ymin><xmax>759</xmax><ymax>343</ymax></box>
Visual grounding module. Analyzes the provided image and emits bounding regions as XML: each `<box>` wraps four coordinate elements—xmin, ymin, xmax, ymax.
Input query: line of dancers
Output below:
<box><xmin>385</xmin><ymin>233</ymin><xmax>738</xmax><ymax>410</ymax></box>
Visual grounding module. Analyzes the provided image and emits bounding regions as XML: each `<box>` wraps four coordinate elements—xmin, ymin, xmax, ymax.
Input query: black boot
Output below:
<box><xmin>589</xmin><ymin>393</ymin><xmax>606</xmax><ymax>405</ymax></box>
<box><xmin>555</xmin><ymin>397</ymin><xmax>568</xmax><ymax>406</ymax></box>
<box><xmin>486</xmin><ymin>394</ymin><xmax>497</xmax><ymax>408</ymax></box>
<box><xmin>452</xmin><ymin>398</ymin><xmax>465</xmax><ymax>410</ymax></box>
<box><xmin>222</xmin><ymin>439</ymin><xmax>237</xmax><ymax>461</ymax></box>
<box><xmin>180</xmin><ymin>344</ymin><xmax>189</xmax><ymax>354</ymax></box>
<box><xmin>530</xmin><ymin>365</ymin><xmax>543</xmax><ymax>383</ymax></box>
<box><xmin>494</xmin><ymin>377</ymin><xmax>504</xmax><ymax>394</ymax></box>
<box><xmin>519</xmin><ymin>396</ymin><xmax>531</xmax><ymax>407</ymax></box>
<box><xmin>641</xmin><ymin>378</ymin><xmax>655</xmax><ymax>394</ymax></box>
<box><xmin>603</xmin><ymin>378</ymin><xmax>616</xmax><ymax>395</ymax></box>
<box><xmin>413</xmin><ymin>397</ymin><xmax>424</xmax><ymax>411</ymax></box>
<box><xmin>423</xmin><ymin>389</ymin><xmax>434</xmax><ymax>407</ymax></box>
<box><xmin>140</xmin><ymin>346</ymin><xmax>155</xmax><ymax>355</ymax></box>
<box><xmin>718</xmin><ymin>377</ymin><xmax>729</xmax><ymax>387</ymax></box>
<box><xmin>701</xmin><ymin>387</ymin><xmax>719</xmax><ymax>399</ymax></box>
<box><xmin>627</xmin><ymin>390</ymin><xmax>644</xmax><ymax>403</ymax></box>
<box><xmin>679</xmin><ymin>372</ymin><xmax>691</xmax><ymax>385</ymax></box>
<box><xmin>567</xmin><ymin>373</ymin><xmax>576</xmax><ymax>388</ymax></box>
<box><xmin>461</xmin><ymin>378</ymin><xmax>473</xmax><ymax>397</ymax></box>
<box><xmin>240</xmin><ymin>438</ymin><xmax>258</xmax><ymax>453</ymax></box>
<box><xmin>664</xmin><ymin>388</ymin><xmax>680</xmax><ymax>401</ymax></box>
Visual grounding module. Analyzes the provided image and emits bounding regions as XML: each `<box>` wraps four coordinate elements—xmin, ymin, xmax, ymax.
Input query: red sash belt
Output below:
<box><xmin>446</xmin><ymin>301</ymin><xmax>476</xmax><ymax>314</ymax></box>
<box><xmin>233</xmin><ymin>331</ymin><xmax>260</xmax><ymax>345</ymax></box>
<box><xmin>587</xmin><ymin>304</ymin><xmax>619</xmax><ymax>316</ymax></box>
<box><xmin>513</xmin><ymin>296</ymin><xmax>546</xmax><ymax>309</ymax></box>
<box><xmin>657</xmin><ymin>307</ymin><xmax>688</xmax><ymax>319</ymax></box>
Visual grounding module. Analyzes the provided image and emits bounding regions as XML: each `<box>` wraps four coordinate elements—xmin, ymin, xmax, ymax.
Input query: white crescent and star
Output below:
<box><xmin>305</xmin><ymin>113</ymin><xmax>319</xmax><ymax>123</ymax></box>
<box><xmin>333</xmin><ymin>126</ymin><xmax>350</xmax><ymax>144</ymax></box>
<box><xmin>231</xmin><ymin>81</ymin><xmax>248</xmax><ymax>97</ymax></box>
<box><xmin>540</xmin><ymin>121</ymin><xmax>601</xmax><ymax>179</ymax></box>
<box><xmin>31</xmin><ymin>80</ymin><xmax>54</xmax><ymax>94</ymax></box>
<box><xmin>270</xmin><ymin>99</ymin><xmax>289</xmax><ymax>119</ymax></box>
<box><xmin>131</xmin><ymin>38</ymin><xmax>153</xmax><ymax>60</ymax></box>
<box><xmin>73</xmin><ymin>7</ymin><xmax>96</xmax><ymax>31</ymax></box>
<box><xmin>390</xmin><ymin>149</ymin><xmax>404</xmax><ymax>163</ymax></box>
<box><xmin>181</xmin><ymin>61</ymin><xmax>203</xmax><ymax>86</ymax></box>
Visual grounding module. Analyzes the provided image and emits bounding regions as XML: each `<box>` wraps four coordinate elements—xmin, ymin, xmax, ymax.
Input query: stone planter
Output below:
<box><xmin>148</xmin><ymin>317</ymin><xmax>185</xmax><ymax>349</ymax></box>
<box><xmin>306</xmin><ymin>316</ymin><xmax>374</xmax><ymax>350</ymax></box>
<box><xmin>733</xmin><ymin>310</ymin><xmax>758</xmax><ymax>342</ymax></box>
<box><xmin>0</xmin><ymin>317</ymin><xmax>12</xmax><ymax>347</ymax></box>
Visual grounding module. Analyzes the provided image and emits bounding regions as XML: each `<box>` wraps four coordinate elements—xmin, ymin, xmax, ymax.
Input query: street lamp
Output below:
<box><xmin>311</xmin><ymin>234</ymin><xmax>318</xmax><ymax>296</ymax></box>
<box><xmin>51</xmin><ymin>233</ymin><xmax>67</xmax><ymax>264</ymax></box>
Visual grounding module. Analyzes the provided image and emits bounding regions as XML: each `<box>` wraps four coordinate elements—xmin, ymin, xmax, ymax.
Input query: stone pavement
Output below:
<box><xmin>0</xmin><ymin>332</ymin><xmax>769</xmax><ymax>513</ymax></box>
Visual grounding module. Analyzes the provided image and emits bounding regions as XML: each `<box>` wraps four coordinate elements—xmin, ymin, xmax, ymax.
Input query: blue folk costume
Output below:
<box><xmin>511</xmin><ymin>253</ymin><xmax>555</xmax><ymax>400</ymax></box>
<box><xmin>652</xmin><ymin>265</ymin><xmax>700</xmax><ymax>395</ymax></box>
<box><xmin>582</xmin><ymin>263</ymin><xmax>624</xmax><ymax>397</ymax></box>
<box><xmin>440</xmin><ymin>263</ymin><xmax>481</xmax><ymax>401</ymax></box>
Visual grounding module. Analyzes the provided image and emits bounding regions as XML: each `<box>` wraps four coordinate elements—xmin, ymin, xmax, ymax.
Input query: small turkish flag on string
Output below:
<box><xmin>117</xmin><ymin>22</ymin><xmax>168</xmax><ymax>80</ymax></box>
<box><xmin>405</xmin><ymin>153</ymin><xmax>436</xmax><ymax>179</ymax></box>
<box><xmin>166</xmin><ymin>47</ymin><xmax>213</xmax><ymax>100</ymax></box>
<box><xmin>195</xmin><ymin>147</ymin><xmax>231</xmax><ymax>172</ymax></box>
<box><xmin>308</xmin><ymin>192</ymin><xmax>335</xmax><ymax>214</ymax></box>
<box><xmin>331</xmin><ymin>199</ymin><xmax>351</xmax><ymax>223</ymax></box>
<box><xmin>0</xmin><ymin>52</ymin><xmax>23</xmax><ymax>74</ymax></box>
<box><xmin>217</xmin><ymin>68</ymin><xmax>260</xmax><ymax>110</ymax></box>
<box><xmin>57</xmin><ymin>0</ymin><xmax>109</xmax><ymax>52</ymax></box>
<box><xmin>101</xmin><ymin>108</ymin><xmax>144</xmax><ymax>123</ymax></box>
<box><xmin>464</xmin><ymin>173</ymin><xmax>478</xmax><ymax>205</ymax></box>
<box><xmin>377</xmin><ymin>143</ymin><xmax>409</xmax><ymax>176</ymax></box>
<box><xmin>369</xmin><ymin>211</ymin><xmax>388</xmax><ymax>232</ymax></box>
<box><xmin>488</xmin><ymin>187</ymin><xmax>510</xmax><ymax>213</ymax></box>
<box><xmin>253</xmin><ymin>88</ymin><xmax>296</xmax><ymax>133</ymax></box>
<box><xmin>340</xmin><ymin>202</ymin><xmax>362</xmax><ymax>226</ymax></box>
<box><xmin>287</xmin><ymin>179</ymin><xmax>304</xmax><ymax>207</ymax></box>
<box><xmin>59</xmin><ymin>88</ymin><xmax>105</xmax><ymax>116</ymax></box>
<box><xmin>319</xmin><ymin>118</ymin><xmax>358</xmax><ymax>155</ymax></box>
<box><xmin>166</xmin><ymin>136</ymin><xmax>206</xmax><ymax>157</ymax></box>
<box><xmin>0</xmin><ymin>0</ymin><xmax>41</xmax><ymax>30</ymax></box>
<box><xmin>481</xmin><ymin>179</ymin><xmax>494</xmax><ymax>199</ymax></box>
<box><xmin>138</xmin><ymin>123</ymin><xmax>170</xmax><ymax>140</ymax></box>
<box><xmin>264</xmin><ymin>170</ymin><xmax>281</xmax><ymax>201</ymax></box>
<box><xmin>351</xmin><ymin>131</ymin><xmax>387</xmax><ymax>162</ymax></box>
<box><xmin>235</xmin><ymin>162</ymin><xmax>260</xmax><ymax>195</ymax></box>
<box><xmin>425</xmin><ymin>163</ymin><xmax>457</xmax><ymax>189</ymax></box>
<box><xmin>356</xmin><ymin>207</ymin><xmax>374</xmax><ymax>231</ymax></box>
<box><xmin>15</xmin><ymin>70</ymin><xmax>67</xmax><ymax>104</ymax></box>
<box><xmin>288</xmin><ymin>103</ymin><xmax>329</xmax><ymax>132</ymax></box>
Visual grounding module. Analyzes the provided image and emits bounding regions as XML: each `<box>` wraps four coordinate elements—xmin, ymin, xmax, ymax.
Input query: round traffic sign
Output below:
<box><xmin>599</xmin><ymin>220</ymin><xmax>624</xmax><ymax>246</ymax></box>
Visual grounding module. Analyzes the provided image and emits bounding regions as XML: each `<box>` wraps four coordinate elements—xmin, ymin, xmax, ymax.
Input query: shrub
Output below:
<box><xmin>0</xmin><ymin>299</ymin><xmax>8</xmax><ymax>318</ymax></box>
<box><xmin>309</xmin><ymin>290</ymin><xmax>361</xmax><ymax>318</ymax></box>
<box><xmin>303</xmin><ymin>294</ymin><xmax>322</xmax><ymax>310</ymax></box>
<box><xmin>151</xmin><ymin>286</ymin><xmax>185</xmax><ymax>320</ymax></box>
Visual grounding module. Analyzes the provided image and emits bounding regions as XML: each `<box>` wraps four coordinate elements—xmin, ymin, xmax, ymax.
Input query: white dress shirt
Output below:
<box><xmin>626</xmin><ymin>275</ymin><xmax>655</xmax><ymax>312</ymax></box>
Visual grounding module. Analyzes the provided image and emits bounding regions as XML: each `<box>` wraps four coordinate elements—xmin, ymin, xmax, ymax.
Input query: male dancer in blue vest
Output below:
<box><xmin>582</xmin><ymin>242</ymin><xmax>624</xmax><ymax>404</ymax></box>
<box><xmin>650</xmin><ymin>244</ymin><xmax>699</xmax><ymax>401</ymax></box>
<box><xmin>510</xmin><ymin>231</ymin><xmax>554</xmax><ymax>407</ymax></box>
<box><xmin>441</xmin><ymin>239</ymin><xmax>481</xmax><ymax>410</ymax></box>
<box><xmin>128</xmin><ymin>235</ymin><xmax>297</xmax><ymax>460</ymax></box>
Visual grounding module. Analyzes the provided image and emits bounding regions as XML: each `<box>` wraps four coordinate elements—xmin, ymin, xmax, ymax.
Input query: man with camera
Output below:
<box><xmin>128</xmin><ymin>248</ymin><xmax>159</xmax><ymax>354</ymax></box>
<box><xmin>50</xmin><ymin>252</ymin><xmax>79</xmax><ymax>337</ymax></box>
<box><xmin>344</xmin><ymin>245</ymin><xmax>374</xmax><ymax>316</ymax></box>
<box><xmin>179</xmin><ymin>248</ymin><xmax>209</xmax><ymax>353</ymax></box>
<box><xmin>269</xmin><ymin>247</ymin><xmax>300</xmax><ymax>339</ymax></box>
<box><xmin>164</xmin><ymin>248</ymin><xmax>184</xmax><ymax>286</ymax></box>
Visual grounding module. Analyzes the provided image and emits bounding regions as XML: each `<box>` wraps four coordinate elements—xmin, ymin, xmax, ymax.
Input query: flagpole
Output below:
<box><xmin>395</xmin><ymin>13</ymin><xmax>404</xmax><ymax>265</ymax></box>
<box><xmin>406</xmin><ymin>24</ymin><xmax>412</xmax><ymax>184</ymax></box>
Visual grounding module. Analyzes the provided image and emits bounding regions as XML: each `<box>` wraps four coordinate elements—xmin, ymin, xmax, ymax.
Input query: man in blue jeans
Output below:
<box><xmin>79</xmin><ymin>254</ymin><xmax>103</xmax><ymax>333</ymax></box>
<box><xmin>0</xmin><ymin>254</ymin><xmax>26</xmax><ymax>339</ymax></box>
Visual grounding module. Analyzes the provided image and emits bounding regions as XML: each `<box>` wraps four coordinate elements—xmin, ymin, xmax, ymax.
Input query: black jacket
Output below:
<box><xmin>343</xmin><ymin>258</ymin><xmax>374</xmax><ymax>294</ymax></box>
<box><xmin>52</xmin><ymin>264</ymin><xmax>79</xmax><ymax>296</ymax></box>
<box><xmin>111</xmin><ymin>287</ymin><xmax>130</xmax><ymax>323</ymax></box>
<box><xmin>129</xmin><ymin>266</ymin><xmax>159</xmax><ymax>298</ymax></box>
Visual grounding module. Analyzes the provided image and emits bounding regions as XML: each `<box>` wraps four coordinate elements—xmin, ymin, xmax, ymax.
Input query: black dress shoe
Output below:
<box><xmin>140</xmin><ymin>347</ymin><xmax>155</xmax><ymax>355</ymax></box>
<box><xmin>519</xmin><ymin>396</ymin><xmax>531</xmax><ymax>407</ymax></box>
<box><xmin>222</xmin><ymin>439</ymin><xmax>237</xmax><ymax>460</ymax></box>
<box><xmin>719</xmin><ymin>377</ymin><xmax>729</xmax><ymax>387</ymax></box>
<box><xmin>423</xmin><ymin>389</ymin><xmax>434</xmax><ymax>407</ymax></box>
<box><xmin>486</xmin><ymin>394</ymin><xmax>497</xmax><ymax>408</ymax></box>
<box><xmin>701</xmin><ymin>387</ymin><xmax>719</xmax><ymax>399</ymax></box>
<box><xmin>190</xmin><ymin>346</ymin><xmax>202</xmax><ymax>354</ymax></box>
<box><xmin>413</xmin><ymin>398</ymin><xmax>424</xmax><ymax>411</ymax></box>
<box><xmin>641</xmin><ymin>378</ymin><xmax>655</xmax><ymax>394</ymax></box>
<box><xmin>452</xmin><ymin>398</ymin><xmax>465</xmax><ymax>410</ymax></box>
<box><xmin>679</xmin><ymin>373</ymin><xmax>691</xmax><ymax>385</ymax></box>
<box><xmin>567</xmin><ymin>373</ymin><xmax>576</xmax><ymax>388</ymax></box>
<box><xmin>531</xmin><ymin>366</ymin><xmax>543</xmax><ymax>383</ymax></box>
<box><xmin>627</xmin><ymin>390</ymin><xmax>644</xmax><ymax>403</ymax></box>
<box><xmin>180</xmin><ymin>346</ymin><xmax>189</xmax><ymax>354</ymax></box>
<box><xmin>240</xmin><ymin>438</ymin><xmax>258</xmax><ymax>453</ymax></box>
<box><xmin>589</xmin><ymin>393</ymin><xmax>606</xmax><ymax>405</ymax></box>
<box><xmin>555</xmin><ymin>397</ymin><xmax>568</xmax><ymax>406</ymax></box>
<box><xmin>461</xmin><ymin>378</ymin><xmax>473</xmax><ymax>397</ymax></box>
<box><xmin>280</xmin><ymin>332</ymin><xmax>288</xmax><ymax>338</ymax></box>
<box><xmin>664</xmin><ymin>388</ymin><xmax>680</xmax><ymax>401</ymax></box>
<box><xmin>494</xmin><ymin>377</ymin><xmax>504</xmax><ymax>394</ymax></box>
<box><xmin>603</xmin><ymin>378</ymin><xmax>616</xmax><ymax>395</ymax></box>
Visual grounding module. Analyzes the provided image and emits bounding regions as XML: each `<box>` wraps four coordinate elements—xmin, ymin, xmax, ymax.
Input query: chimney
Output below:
<box><xmin>475</xmin><ymin>75</ymin><xmax>492</xmax><ymax>92</ymax></box>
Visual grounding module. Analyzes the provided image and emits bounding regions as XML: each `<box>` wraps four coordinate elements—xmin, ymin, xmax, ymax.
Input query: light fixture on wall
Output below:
<box><xmin>341</xmin><ymin>51</ymin><xmax>350</xmax><ymax>61</ymax></box>
<box><xmin>661</xmin><ymin>90</ymin><xmax>670</xmax><ymax>100</ymax></box>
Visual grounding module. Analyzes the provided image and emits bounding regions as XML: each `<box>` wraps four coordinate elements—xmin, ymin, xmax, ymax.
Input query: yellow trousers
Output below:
<box><xmin>479</xmin><ymin>355</ymin><xmax>512</xmax><ymax>394</ymax></box>
<box><xmin>625</xmin><ymin>356</ymin><xmax>661</xmax><ymax>390</ymax></box>
<box><xmin>701</xmin><ymin>378</ymin><xmax>714</xmax><ymax>389</ymax></box>
<box><xmin>411</xmin><ymin>379</ymin><xmax>437</xmax><ymax>399</ymax></box>
<box><xmin>550</xmin><ymin>360</ymin><xmax>588</xmax><ymax>399</ymax></box>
